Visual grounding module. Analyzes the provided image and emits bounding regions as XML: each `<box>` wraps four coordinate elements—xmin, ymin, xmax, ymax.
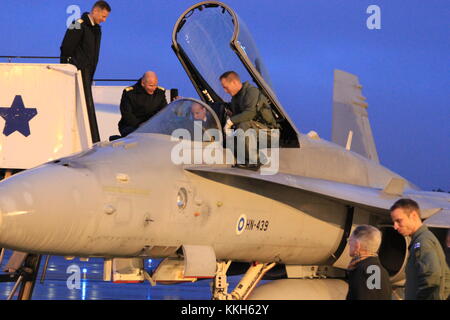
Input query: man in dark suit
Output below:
<box><xmin>60</xmin><ymin>1</ymin><xmax>111</xmax><ymax>142</ymax></box>
<box><xmin>346</xmin><ymin>225</ymin><xmax>392</xmax><ymax>300</ymax></box>
<box><xmin>191</xmin><ymin>102</ymin><xmax>216</xmax><ymax>129</ymax></box>
<box><xmin>118</xmin><ymin>71</ymin><xmax>167</xmax><ymax>137</ymax></box>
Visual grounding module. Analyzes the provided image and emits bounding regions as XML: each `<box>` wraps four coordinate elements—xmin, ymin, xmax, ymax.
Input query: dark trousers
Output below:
<box><xmin>119</xmin><ymin>125</ymin><xmax>137</xmax><ymax>137</ymax></box>
<box><xmin>80</xmin><ymin>68</ymin><xmax>100</xmax><ymax>143</ymax></box>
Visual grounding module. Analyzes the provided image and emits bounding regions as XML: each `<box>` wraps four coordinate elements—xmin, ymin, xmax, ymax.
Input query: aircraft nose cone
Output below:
<box><xmin>0</xmin><ymin>187</ymin><xmax>11</xmax><ymax>232</ymax></box>
<box><xmin>0</xmin><ymin>163</ymin><xmax>102</xmax><ymax>254</ymax></box>
<box><xmin>0</xmin><ymin>180</ymin><xmax>35</xmax><ymax>248</ymax></box>
<box><xmin>0</xmin><ymin>196</ymin><xmax>3</xmax><ymax>230</ymax></box>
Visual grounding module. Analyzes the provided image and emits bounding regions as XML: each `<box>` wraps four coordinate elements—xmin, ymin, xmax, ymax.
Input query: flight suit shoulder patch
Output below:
<box><xmin>158</xmin><ymin>86</ymin><xmax>165</xmax><ymax>91</ymax></box>
<box><xmin>77</xmin><ymin>18</ymin><xmax>84</xmax><ymax>24</ymax></box>
<box><xmin>413</xmin><ymin>241</ymin><xmax>423</xmax><ymax>260</ymax></box>
<box><xmin>125</xmin><ymin>87</ymin><xmax>134</xmax><ymax>92</ymax></box>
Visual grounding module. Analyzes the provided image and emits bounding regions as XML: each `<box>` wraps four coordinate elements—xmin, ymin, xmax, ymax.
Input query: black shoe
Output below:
<box><xmin>232</xmin><ymin>163</ymin><xmax>261</xmax><ymax>171</ymax></box>
<box><xmin>109</xmin><ymin>135</ymin><xmax>122</xmax><ymax>141</ymax></box>
<box><xmin>246</xmin><ymin>163</ymin><xmax>261</xmax><ymax>171</ymax></box>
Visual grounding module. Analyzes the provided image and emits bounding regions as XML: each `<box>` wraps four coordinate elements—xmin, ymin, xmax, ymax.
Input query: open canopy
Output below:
<box><xmin>172</xmin><ymin>1</ymin><xmax>299</xmax><ymax>146</ymax></box>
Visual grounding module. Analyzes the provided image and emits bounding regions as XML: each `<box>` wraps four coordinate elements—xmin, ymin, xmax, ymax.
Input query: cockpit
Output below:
<box><xmin>136</xmin><ymin>98</ymin><xmax>222</xmax><ymax>143</ymax></box>
<box><xmin>172</xmin><ymin>2</ymin><xmax>300</xmax><ymax>147</ymax></box>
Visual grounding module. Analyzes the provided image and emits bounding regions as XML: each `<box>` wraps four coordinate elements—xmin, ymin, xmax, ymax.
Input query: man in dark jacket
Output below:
<box><xmin>346</xmin><ymin>225</ymin><xmax>392</xmax><ymax>300</ymax></box>
<box><xmin>191</xmin><ymin>102</ymin><xmax>216</xmax><ymax>129</ymax></box>
<box><xmin>60</xmin><ymin>1</ymin><xmax>111</xmax><ymax>142</ymax></box>
<box><xmin>390</xmin><ymin>198</ymin><xmax>450</xmax><ymax>300</ymax></box>
<box><xmin>118</xmin><ymin>71</ymin><xmax>167</xmax><ymax>137</ymax></box>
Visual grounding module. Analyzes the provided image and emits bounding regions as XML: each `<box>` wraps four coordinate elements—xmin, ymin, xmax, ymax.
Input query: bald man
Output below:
<box><xmin>191</xmin><ymin>102</ymin><xmax>207</xmax><ymax>122</ymax></box>
<box><xmin>118</xmin><ymin>71</ymin><xmax>167</xmax><ymax>137</ymax></box>
<box><xmin>191</xmin><ymin>102</ymin><xmax>217</xmax><ymax>131</ymax></box>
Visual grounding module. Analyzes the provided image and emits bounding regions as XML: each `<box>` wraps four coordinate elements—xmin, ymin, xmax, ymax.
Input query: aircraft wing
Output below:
<box><xmin>185</xmin><ymin>166</ymin><xmax>450</xmax><ymax>228</ymax></box>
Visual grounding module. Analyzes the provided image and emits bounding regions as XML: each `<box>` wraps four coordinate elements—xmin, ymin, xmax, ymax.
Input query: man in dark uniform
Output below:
<box><xmin>191</xmin><ymin>102</ymin><xmax>216</xmax><ymax>129</ymax></box>
<box><xmin>118</xmin><ymin>71</ymin><xmax>167</xmax><ymax>137</ymax></box>
<box><xmin>390</xmin><ymin>198</ymin><xmax>450</xmax><ymax>300</ymax></box>
<box><xmin>60</xmin><ymin>1</ymin><xmax>111</xmax><ymax>142</ymax></box>
<box><xmin>346</xmin><ymin>225</ymin><xmax>392</xmax><ymax>300</ymax></box>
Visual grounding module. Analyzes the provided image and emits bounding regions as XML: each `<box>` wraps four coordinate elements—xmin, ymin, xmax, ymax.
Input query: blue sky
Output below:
<box><xmin>0</xmin><ymin>0</ymin><xmax>448</xmax><ymax>190</ymax></box>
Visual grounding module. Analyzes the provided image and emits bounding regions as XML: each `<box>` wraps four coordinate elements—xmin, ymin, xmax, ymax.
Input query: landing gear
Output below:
<box><xmin>0</xmin><ymin>252</ymin><xmax>42</xmax><ymax>300</ymax></box>
<box><xmin>212</xmin><ymin>261</ymin><xmax>275</xmax><ymax>300</ymax></box>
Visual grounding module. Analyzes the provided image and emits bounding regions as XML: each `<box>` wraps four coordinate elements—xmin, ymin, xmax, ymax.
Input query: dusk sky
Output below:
<box><xmin>0</xmin><ymin>0</ymin><xmax>448</xmax><ymax>191</ymax></box>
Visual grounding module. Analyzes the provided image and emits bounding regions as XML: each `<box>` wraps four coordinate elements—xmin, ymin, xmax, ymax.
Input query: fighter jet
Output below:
<box><xmin>0</xmin><ymin>1</ymin><xmax>449</xmax><ymax>300</ymax></box>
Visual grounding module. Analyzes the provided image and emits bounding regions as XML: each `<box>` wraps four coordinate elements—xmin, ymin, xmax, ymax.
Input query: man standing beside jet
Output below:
<box><xmin>118</xmin><ymin>71</ymin><xmax>167</xmax><ymax>137</ymax></box>
<box><xmin>346</xmin><ymin>225</ymin><xmax>391</xmax><ymax>300</ymax></box>
<box><xmin>390</xmin><ymin>198</ymin><xmax>450</xmax><ymax>300</ymax></box>
<box><xmin>60</xmin><ymin>1</ymin><xmax>111</xmax><ymax>142</ymax></box>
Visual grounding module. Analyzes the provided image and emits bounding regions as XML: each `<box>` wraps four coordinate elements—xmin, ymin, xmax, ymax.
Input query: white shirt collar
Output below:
<box><xmin>87</xmin><ymin>14</ymin><xmax>95</xmax><ymax>26</ymax></box>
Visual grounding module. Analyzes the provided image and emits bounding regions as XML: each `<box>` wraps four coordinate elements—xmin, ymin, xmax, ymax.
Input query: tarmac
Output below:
<box><xmin>0</xmin><ymin>250</ymin><xmax>241</xmax><ymax>300</ymax></box>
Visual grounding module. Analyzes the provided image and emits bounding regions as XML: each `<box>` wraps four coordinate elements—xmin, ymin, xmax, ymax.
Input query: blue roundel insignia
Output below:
<box><xmin>236</xmin><ymin>214</ymin><xmax>247</xmax><ymax>235</ymax></box>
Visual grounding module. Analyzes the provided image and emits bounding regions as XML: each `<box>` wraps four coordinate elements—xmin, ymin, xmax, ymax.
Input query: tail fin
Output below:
<box><xmin>332</xmin><ymin>69</ymin><xmax>379</xmax><ymax>163</ymax></box>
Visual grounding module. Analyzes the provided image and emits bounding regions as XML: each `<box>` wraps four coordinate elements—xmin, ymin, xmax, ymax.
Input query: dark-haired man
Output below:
<box><xmin>390</xmin><ymin>198</ymin><xmax>450</xmax><ymax>300</ymax></box>
<box><xmin>60</xmin><ymin>1</ymin><xmax>111</xmax><ymax>142</ymax></box>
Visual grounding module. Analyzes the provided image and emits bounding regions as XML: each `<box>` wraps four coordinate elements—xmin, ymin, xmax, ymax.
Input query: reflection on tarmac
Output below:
<box><xmin>0</xmin><ymin>250</ymin><xmax>241</xmax><ymax>300</ymax></box>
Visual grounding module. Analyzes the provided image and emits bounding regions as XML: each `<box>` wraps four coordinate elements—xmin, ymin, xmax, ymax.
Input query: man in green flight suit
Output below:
<box><xmin>219</xmin><ymin>71</ymin><xmax>276</xmax><ymax>170</ymax></box>
<box><xmin>390</xmin><ymin>198</ymin><xmax>450</xmax><ymax>300</ymax></box>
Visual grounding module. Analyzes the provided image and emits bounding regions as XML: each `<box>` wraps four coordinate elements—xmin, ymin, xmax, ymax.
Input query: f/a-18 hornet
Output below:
<box><xmin>0</xmin><ymin>1</ymin><xmax>448</xmax><ymax>299</ymax></box>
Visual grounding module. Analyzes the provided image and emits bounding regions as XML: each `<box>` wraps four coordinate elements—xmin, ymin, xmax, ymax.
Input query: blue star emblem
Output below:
<box><xmin>0</xmin><ymin>95</ymin><xmax>38</xmax><ymax>137</ymax></box>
